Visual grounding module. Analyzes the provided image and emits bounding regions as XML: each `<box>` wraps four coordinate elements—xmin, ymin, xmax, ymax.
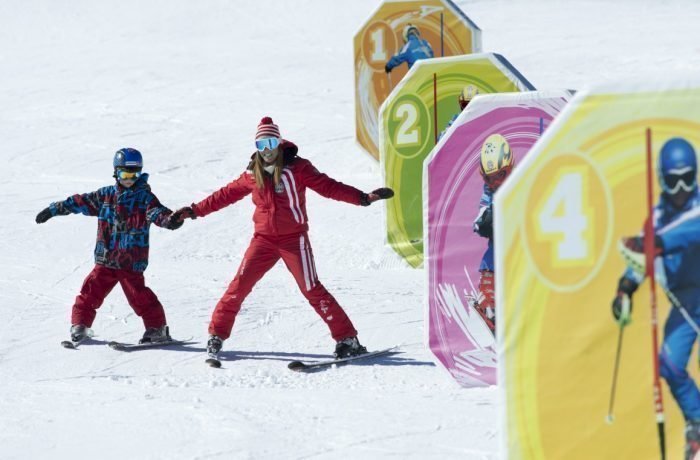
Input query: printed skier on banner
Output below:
<box><xmin>384</xmin><ymin>24</ymin><xmax>434</xmax><ymax>75</ymax></box>
<box><xmin>35</xmin><ymin>148</ymin><xmax>186</xmax><ymax>349</ymax></box>
<box><xmin>470</xmin><ymin>134</ymin><xmax>515</xmax><ymax>334</ymax></box>
<box><xmin>613</xmin><ymin>137</ymin><xmax>700</xmax><ymax>459</ymax></box>
<box><xmin>438</xmin><ymin>85</ymin><xmax>479</xmax><ymax>141</ymax></box>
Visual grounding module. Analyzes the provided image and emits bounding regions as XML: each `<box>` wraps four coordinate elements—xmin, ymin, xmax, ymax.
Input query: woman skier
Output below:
<box><xmin>174</xmin><ymin>117</ymin><xmax>394</xmax><ymax>361</ymax></box>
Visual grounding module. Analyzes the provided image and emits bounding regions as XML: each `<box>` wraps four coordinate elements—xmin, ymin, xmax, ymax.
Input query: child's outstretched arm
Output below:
<box><xmin>145</xmin><ymin>192</ymin><xmax>184</xmax><ymax>230</ymax></box>
<box><xmin>35</xmin><ymin>188</ymin><xmax>106</xmax><ymax>224</ymax></box>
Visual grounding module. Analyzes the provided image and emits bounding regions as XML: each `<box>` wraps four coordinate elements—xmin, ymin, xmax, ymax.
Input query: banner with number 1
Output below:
<box><xmin>354</xmin><ymin>0</ymin><xmax>481</xmax><ymax>160</ymax></box>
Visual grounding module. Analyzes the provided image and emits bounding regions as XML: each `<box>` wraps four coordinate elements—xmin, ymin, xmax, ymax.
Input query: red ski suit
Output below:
<box><xmin>192</xmin><ymin>141</ymin><xmax>363</xmax><ymax>341</ymax></box>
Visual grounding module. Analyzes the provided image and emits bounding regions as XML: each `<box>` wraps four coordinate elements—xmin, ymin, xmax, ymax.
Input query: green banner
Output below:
<box><xmin>379</xmin><ymin>53</ymin><xmax>534</xmax><ymax>267</ymax></box>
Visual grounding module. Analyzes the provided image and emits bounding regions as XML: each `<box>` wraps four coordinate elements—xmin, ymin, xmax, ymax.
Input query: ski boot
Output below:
<box><xmin>207</xmin><ymin>335</ymin><xmax>223</xmax><ymax>356</ymax></box>
<box><xmin>686</xmin><ymin>420</ymin><xmax>700</xmax><ymax>460</ymax></box>
<box><xmin>70</xmin><ymin>324</ymin><xmax>92</xmax><ymax>342</ymax></box>
<box><xmin>334</xmin><ymin>336</ymin><xmax>367</xmax><ymax>359</ymax></box>
<box><xmin>205</xmin><ymin>335</ymin><xmax>224</xmax><ymax>368</ymax></box>
<box><xmin>139</xmin><ymin>325</ymin><xmax>171</xmax><ymax>344</ymax></box>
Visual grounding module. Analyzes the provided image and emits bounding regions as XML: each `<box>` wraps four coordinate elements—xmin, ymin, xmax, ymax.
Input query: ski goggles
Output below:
<box><xmin>116</xmin><ymin>168</ymin><xmax>142</xmax><ymax>181</ymax></box>
<box><xmin>483</xmin><ymin>169</ymin><xmax>509</xmax><ymax>188</ymax></box>
<box><xmin>255</xmin><ymin>137</ymin><xmax>280</xmax><ymax>152</ymax></box>
<box><xmin>661</xmin><ymin>170</ymin><xmax>696</xmax><ymax>194</ymax></box>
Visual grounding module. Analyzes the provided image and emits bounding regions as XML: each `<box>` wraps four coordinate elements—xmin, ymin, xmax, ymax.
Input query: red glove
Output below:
<box><xmin>621</xmin><ymin>235</ymin><xmax>663</xmax><ymax>255</ymax></box>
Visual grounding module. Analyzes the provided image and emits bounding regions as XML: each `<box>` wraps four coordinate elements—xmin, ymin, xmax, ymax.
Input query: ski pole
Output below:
<box><xmin>387</xmin><ymin>72</ymin><xmax>393</xmax><ymax>91</ymax></box>
<box><xmin>606</xmin><ymin>322</ymin><xmax>625</xmax><ymax>424</ymax></box>
<box><xmin>662</xmin><ymin>283</ymin><xmax>700</xmax><ymax>335</ymax></box>
<box><xmin>645</xmin><ymin>127</ymin><xmax>666</xmax><ymax>460</ymax></box>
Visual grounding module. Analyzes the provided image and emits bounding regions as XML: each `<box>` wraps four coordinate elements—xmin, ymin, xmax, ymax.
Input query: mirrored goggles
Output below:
<box><xmin>662</xmin><ymin>171</ymin><xmax>696</xmax><ymax>194</ymax></box>
<box><xmin>255</xmin><ymin>137</ymin><xmax>280</xmax><ymax>152</ymax></box>
<box><xmin>116</xmin><ymin>168</ymin><xmax>142</xmax><ymax>181</ymax></box>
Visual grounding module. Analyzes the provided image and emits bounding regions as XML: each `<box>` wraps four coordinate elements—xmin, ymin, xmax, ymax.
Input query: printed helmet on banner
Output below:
<box><xmin>113</xmin><ymin>148</ymin><xmax>143</xmax><ymax>169</ymax></box>
<box><xmin>479</xmin><ymin>134</ymin><xmax>514</xmax><ymax>190</ymax></box>
<box><xmin>402</xmin><ymin>24</ymin><xmax>420</xmax><ymax>43</ymax></box>
<box><xmin>459</xmin><ymin>85</ymin><xmax>479</xmax><ymax>110</ymax></box>
<box><xmin>658</xmin><ymin>137</ymin><xmax>697</xmax><ymax>195</ymax></box>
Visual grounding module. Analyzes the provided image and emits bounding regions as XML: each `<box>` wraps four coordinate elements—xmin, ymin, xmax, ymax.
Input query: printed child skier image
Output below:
<box><xmin>35</xmin><ymin>148</ymin><xmax>185</xmax><ymax>346</ymax></box>
<box><xmin>612</xmin><ymin>137</ymin><xmax>700</xmax><ymax>459</ymax></box>
<box><xmin>384</xmin><ymin>23</ymin><xmax>434</xmax><ymax>74</ymax></box>
<box><xmin>173</xmin><ymin>117</ymin><xmax>394</xmax><ymax>366</ymax></box>
<box><xmin>471</xmin><ymin>134</ymin><xmax>514</xmax><ymax>334</ymax></box>
<box><xmin>439</xmin><ymin>85</ymin><xmax>479</xmax><ymax>141</ymax></box>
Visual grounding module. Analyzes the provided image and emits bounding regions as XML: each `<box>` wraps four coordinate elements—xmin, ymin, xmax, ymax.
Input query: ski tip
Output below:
<box><xmin>61</xmin><ymin>341</ymin><xmax>77</xmax><ymax>349</ymax></box>
<box><xmin>288</xmin><ymin>361</ymin><xmax>306</xmax><ymax>372</ymax></box>
<box><xmin>205</xmin><ymin>358</ymin><xmax>222</xmax><ymax>369</ymax></box>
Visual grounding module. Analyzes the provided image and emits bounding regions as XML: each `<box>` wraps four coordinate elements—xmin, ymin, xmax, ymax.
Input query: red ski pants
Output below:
<box><xmin>71</xmin><ymin>265</ymin><xmax>167</xmax><ymax>328</ymax></box>
<box><xmin>208</xmin><ymin>232</ymin><xmax>358</xmax><ymax>341</ymax></box>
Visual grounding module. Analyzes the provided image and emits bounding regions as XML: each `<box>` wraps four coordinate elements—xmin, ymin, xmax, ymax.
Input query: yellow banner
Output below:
<box><xmin>496</xmin><ymin>84</ymin><xmax>700</xmax><ymax>459</ymax></box>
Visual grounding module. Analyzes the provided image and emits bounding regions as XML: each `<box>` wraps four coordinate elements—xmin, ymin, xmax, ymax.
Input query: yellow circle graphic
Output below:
<box><xmin>522</xmin><ymin>152</ymin><xmax>613</xmax><ymax>292</ymax></box>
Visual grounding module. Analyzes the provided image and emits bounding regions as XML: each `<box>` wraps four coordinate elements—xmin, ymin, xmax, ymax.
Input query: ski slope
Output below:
<box><xmin>2</xmin><ymin>1</ymin><xmax>699</xmax><ymax>458</ymax></box>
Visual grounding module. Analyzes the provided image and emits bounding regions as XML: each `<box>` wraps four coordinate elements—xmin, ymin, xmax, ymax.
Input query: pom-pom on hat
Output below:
<box><xmin>255</xmin><ymin>117</ymin><xmax>281</xmax><ymax>140</ymax></box>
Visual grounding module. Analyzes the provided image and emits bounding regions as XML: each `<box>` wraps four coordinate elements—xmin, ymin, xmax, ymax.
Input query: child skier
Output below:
<box><xmin>612</xmin><ymin>137</ymin><xmax>700</xmax><ymax>459</ymax></box>
<box><xmin>35</xmin><ymin>148</ymin><xmax>184</xmax><ymax>345</ymax></box>
<box><xmin>173</xmin><ymin>117</ymin><xmax>394</xmax><ymax>360</ymax></box>
<box><xmin>472</xmin><ymin>133</ymin><xmax>514</xmax><ymax>333</ymax></box>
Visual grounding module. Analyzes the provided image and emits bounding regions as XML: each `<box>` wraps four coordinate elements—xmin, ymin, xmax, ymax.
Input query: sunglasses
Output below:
<box><xmin>662</xmin><ymin>171</ymin><xmax>696</xmax><ymax>194</ymax></box>
<box><xmin>255</xmin><ymin>137</ymin><xmax>280</xmax><ymax>152</ymax></box>
<box><xmin>116</xmin><ymin>168</ymin><xmax>142</xmax><ymax>181</ymax></box>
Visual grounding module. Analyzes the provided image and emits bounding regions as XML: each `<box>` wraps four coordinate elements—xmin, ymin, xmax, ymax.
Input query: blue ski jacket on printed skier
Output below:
<box><xmin>385</xmin><ymin>35</ymin><xmax>434</xmax><ymax>72</ymax></box>
<box><xmin>48</xmin><ymin>174</ymin><xmax>177</xmax><ymax>272</ymax></box>
<box><xmin>475</xmin><ymin>184</ymin><xmax>494</xmax><ymax>272</ymax></box>
<box><xmin>622</xmin><ymin>188</ymin><xmax>700</xmax><ymax>421</ymax></box>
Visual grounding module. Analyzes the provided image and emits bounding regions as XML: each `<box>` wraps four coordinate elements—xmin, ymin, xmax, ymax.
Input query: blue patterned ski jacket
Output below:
<box><xmin>48</xmin><ymin>174</ymin><xmax>177</xmax><ymax>272</ymax></box>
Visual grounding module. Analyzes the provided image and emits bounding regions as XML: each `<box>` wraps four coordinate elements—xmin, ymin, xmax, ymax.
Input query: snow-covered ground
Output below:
<box><xmin>1</xmin><ymin>1</ymin><xmax>698</xmax><ymax>458</ymax></box>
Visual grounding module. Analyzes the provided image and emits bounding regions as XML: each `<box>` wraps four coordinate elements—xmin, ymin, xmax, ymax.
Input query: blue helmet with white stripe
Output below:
<box><xmin>113</xmin><ymin>148</ymin><xmax>143</xmax><ymax>169</ymax></box>
<box><xmin>658</xmin><ymin>138</ymin><xmax>697</xmax><ymax>195</ymax></box>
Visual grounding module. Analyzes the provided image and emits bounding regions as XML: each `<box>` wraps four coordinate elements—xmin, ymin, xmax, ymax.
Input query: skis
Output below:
<box><xmin>108</xmin><ymin>337</ymin><xmax>195</xmax><ymax>351</ymax></box>
<box><xmin>205</xmin><ymin>356</ymin><xmax>221</xmax><ymax>368</ymax></box>
<box><xmin>287</xmin><ymin>346</ymin><xmax>400</xmax><ymax>372</ymax></box>
<box><xmin>60</xmin><ymin>337</ymin><xmax>91</xmax><ymax>349</ymax></box>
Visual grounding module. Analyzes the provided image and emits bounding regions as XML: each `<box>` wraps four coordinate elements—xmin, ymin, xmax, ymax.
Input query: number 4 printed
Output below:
<box><xmin>538</xmin><ymin>170</ymin><xmax>590</xmax><ymax>262</ymax></box>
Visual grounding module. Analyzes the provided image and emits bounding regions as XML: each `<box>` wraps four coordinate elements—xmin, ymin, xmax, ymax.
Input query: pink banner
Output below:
<box><xmin>424</xmin><ymin>92</ymin><xmax>570</xmax><ymax>387</ymax></box>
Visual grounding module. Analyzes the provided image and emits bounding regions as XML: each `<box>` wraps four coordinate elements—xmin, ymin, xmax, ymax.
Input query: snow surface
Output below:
<box><xmin>2</xmin><ymin>1</ymin><xmax>699</xmax><ymax>459</ymax></box>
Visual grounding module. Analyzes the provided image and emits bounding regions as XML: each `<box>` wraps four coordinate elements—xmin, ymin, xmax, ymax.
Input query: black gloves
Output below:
<box><xmin>165</xmin><ymin>216</ymin><xmax>184</xmax><ymax>230</ymax></box>
<box><xmin>473</xmin><ymin>206</ymin><xmax>493</xmax><ymax>238</ymax></box>
<box><xmin>360</xmin><ymin>188</ymin><xmax>395</xmax><ymax>206</ymax></box>
<box><xmin>164</xmin><ymin>205</ymin><xmax>197</xmax><ymax>230</ymax></box>
<box><xmin>385</xmin><ymin>64</ymin><xmax>391</xmax><ymax>74</ymax></box>
<box><xmin>36</xmin><ymin>207</ymin><xmax>53</xmax><ymax>224</ymax></box>
<box><xmin>611</xmin><ymin>277</ymin><xmax>639</xmax><ymax>326</ymax></box>
<box><xmin>173</xmin><ymin>206</ymin><xmax>197</xmax><ymax>221</ymax></box>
